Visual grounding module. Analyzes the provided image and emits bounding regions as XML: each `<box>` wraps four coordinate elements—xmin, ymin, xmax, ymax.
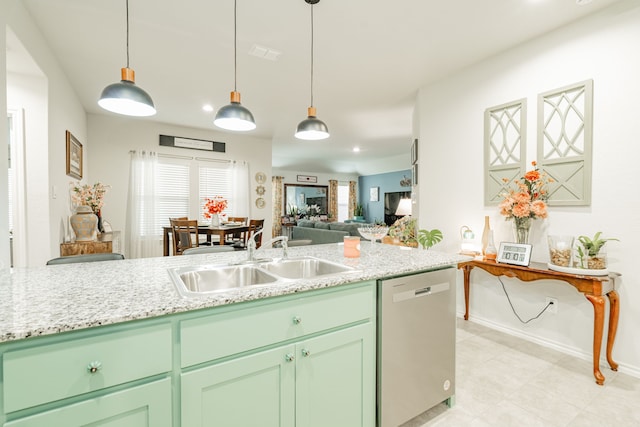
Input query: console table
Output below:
<box><xmin>458</xmin><ymin>259</ymin><xmax>620</xmax><ymax>385</ymax></box>
<box><xmin>60</xmin><ymin>232</ymin><xmax>120</xmax><ymax>256</ymax></box>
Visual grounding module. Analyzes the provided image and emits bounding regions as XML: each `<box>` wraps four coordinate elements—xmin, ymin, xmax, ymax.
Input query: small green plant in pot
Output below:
<box><xmin>417</xmin><ymin>229</ymin><xmax>443</xmax><ymax>250</ymax></box>
<box><xmin>354</xmin><ymin>204</ymin><xmax>364</xmax><ymax>220</ymax></box>
<box><xmin>576</xmin><ymin>232</ymin><xmax>618</xmax><ymax>269</ymax></box>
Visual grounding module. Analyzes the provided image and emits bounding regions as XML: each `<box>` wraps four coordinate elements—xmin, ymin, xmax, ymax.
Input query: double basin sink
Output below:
<box><xmin>168</xmin><ymin>256</ymin><xmax>357</xmax><ymax>297</ymax></box>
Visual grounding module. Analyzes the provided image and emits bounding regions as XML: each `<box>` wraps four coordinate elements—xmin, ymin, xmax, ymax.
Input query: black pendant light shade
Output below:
<box><xmin>98</xmin><ymin>0</ymin><xmax>156</xmax><ymax>117</ymax></box>
<box><xmin>214</xmin><ymin>0</ymin><xmax>256</xmax><ymax>131</ymax></box>
<box><xmin>296</xmin><ymin>0</ymin><xmax>329</xmax><ymax>140</ymax></box>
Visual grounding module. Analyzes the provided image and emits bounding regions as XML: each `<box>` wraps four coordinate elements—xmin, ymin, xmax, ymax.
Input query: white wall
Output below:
<box><xmin>88</xmin><ymin>114</ymin><xmax>273</xmax><ymax>253</ymax></box>
<box><xmin>2</xmin><ymin>0</ymin><xmax>87</xmax><ymax>267</ymax></box>
<box><xmin>417</xmin><ymin>0</ymin><xmax>640</xmax><ymax>377</ymax></box>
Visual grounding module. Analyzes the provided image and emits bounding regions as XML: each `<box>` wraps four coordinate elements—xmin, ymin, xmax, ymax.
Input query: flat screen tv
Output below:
<box><xmin>384</xmin><ymin>191</ymin><xmax>411</xmax><ymax>225</ymax></box>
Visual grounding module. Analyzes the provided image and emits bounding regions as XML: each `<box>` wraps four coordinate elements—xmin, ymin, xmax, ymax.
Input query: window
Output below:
<box><xmin>337</xmin><ymin>184</ymin><xmax>349</xmax><ymax>222</ymax></box>
<box><xmin>154</xmin><ymin>158</ymin><xmax>231</xmax><ymax>228</ymax></box>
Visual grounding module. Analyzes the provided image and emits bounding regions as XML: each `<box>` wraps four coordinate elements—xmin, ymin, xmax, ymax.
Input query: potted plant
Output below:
<box><xmin>417</xmin><ymin>229</ymin><xmax>443</xmax><ymax>250</ymax></box>
<box><xmin>354</xmin><ymin>204</ymin><xmax>365</xmax><ymax>221</ymax></box>
<box><xmin>575</xmin><ymin>232</ymin><xmax>618</xmax><ymax>269</ymax></box>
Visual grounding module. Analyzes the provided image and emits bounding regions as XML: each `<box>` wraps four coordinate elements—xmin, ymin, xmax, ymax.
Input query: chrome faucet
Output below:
<box><xmin>247</xmin><ymin>229</ymin><xmax>289</xmax><ymax>262</ymax></box>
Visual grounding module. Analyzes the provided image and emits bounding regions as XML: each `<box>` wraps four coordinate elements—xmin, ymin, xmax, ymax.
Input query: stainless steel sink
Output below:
<box><xmin>169</xmin><ymin>257</ymin><xmax>357</xmax><ymax>297</ymax></box>
<box><xmin>168</xmin><ymin>264</ymin><xmax>280</xmax><ymax>297</ymax></box>
<box><xmin>258</xmin><ymin>257</ymin><xmax>354</xmax><ymax>279</ymax></box>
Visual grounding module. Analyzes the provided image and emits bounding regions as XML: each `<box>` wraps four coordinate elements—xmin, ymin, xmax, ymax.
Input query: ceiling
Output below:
<box><xmin>12</xmin><ymin>0</ymin><xmax>621</xmax><ymax>174</ymax></box>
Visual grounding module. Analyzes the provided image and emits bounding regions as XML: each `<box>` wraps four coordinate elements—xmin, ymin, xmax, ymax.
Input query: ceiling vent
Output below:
<box><xmin>249</xmin><ymin>44</ymin><xmax>282</xmax><ymax>61</ymax></box>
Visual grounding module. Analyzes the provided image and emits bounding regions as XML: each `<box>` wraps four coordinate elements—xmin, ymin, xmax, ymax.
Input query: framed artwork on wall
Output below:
<box><xmin>65</xmin><ymin>130</ymin><xmax>83</xmax><ymax>179</ymax></box>
<box><xmin>411</xmin><ymin>138</ymin><xmax>418</xmax><ymax>165</ymax></box>
<box><xmin>370</xmin><ymin>187</ymin><xmax>379</xmax><ymax>202</ymax></box>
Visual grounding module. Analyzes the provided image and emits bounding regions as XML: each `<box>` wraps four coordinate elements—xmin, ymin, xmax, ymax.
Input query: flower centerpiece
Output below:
<box><xmin>71</xmin><ymin>182</ymin><xmax>111</xmax><ymax>233</ymax></box>
<box><xmin>498</xmin><ymin>161</ymin><xmax>552</xmax><ymax>243</ymax></box>
<box><xmin>203</xmin><ymin>196</ymin><xmax>228</xmax><ymax>226</ymax></box>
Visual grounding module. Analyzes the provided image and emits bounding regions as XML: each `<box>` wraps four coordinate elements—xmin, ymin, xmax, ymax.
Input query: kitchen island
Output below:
<box><xmin>0</xmin><ymin>243</ymin><xmax>468</xmax><ymax>426</ymax></box>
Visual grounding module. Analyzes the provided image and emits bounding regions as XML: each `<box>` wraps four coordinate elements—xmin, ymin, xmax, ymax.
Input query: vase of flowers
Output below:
<box><xmin>71</xmin><ymin>182</ymin><xmax>110</xmax><ymax>234</ymax></box>
<box><xmin>203</xmin><ymin>196</ymin><xmax>228</xmax><ymax>227</ymax></box>
<box><xmin>498</xmin><ymin>161</ymin><xmax>551</xmax><ymax>244</ymax></box>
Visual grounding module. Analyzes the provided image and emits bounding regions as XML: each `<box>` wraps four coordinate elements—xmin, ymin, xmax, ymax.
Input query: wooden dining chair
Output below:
<box><xmin>170</xmin><ymin>219</ymin><xmax>199</xmax><ymax>255</ymax></box>
<box><xmin>225</xmin><ymin>216</ymin><xmax>248</xmax><ymax>244</ymax></box>
<box><xmin>246</xmin><ymin>219</ymin><xmax>264</xmax><ymax>249</ymax></box>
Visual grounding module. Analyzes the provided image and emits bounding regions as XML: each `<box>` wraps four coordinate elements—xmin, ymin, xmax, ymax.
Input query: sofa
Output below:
<box><xmin>291</xmin><ymin>219</ymin><xmax>371</xmax><ymax>245</ymax></box>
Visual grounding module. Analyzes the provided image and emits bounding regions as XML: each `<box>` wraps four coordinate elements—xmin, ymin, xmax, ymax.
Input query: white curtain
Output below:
<box><xmin>125</xmin><ymin>151</ymin><xmax>161</xmax><ymax>259</ymax></box>
<box><xmin>230</xmin><ymin>161</ymin><xmax>250</xmax><ymax>218</ymax></box>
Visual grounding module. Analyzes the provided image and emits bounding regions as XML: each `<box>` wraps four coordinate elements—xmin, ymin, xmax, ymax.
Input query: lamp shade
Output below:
<box><xmin>214</xmin><ymin>91</ymin><xmax>256</xmax><ymax>131</ymax></box>
<box><xmin>395</xmin><ymin>198</ymin><xmax>412</xmax><ymax>216</ymax></box>
<box><xmin>98</xmin><ymin>68</ymin><xmax>156</xmax><ymax>117</ymax></box>
<box><xmin>295</xmin><ymin>107</ymin><xmax>329</xmax><ymax>140</ymax></box>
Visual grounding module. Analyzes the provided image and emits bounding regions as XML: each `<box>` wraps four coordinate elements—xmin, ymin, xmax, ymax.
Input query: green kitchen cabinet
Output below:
<box><xmin>181</xmin><ymin>344</ymin><xmax>296</xmax><ymax>426</ymax></box>
<box><xmin>4</xmin><ymin>379</ymin><xmax>172</xmax><ymax>427</ymax></box>
<box><xmin>295</xmin><ymin>323</ymin><xmax>374</xmax><ymax>427</ymax></box>
<box><xmin>1</xmin><ymin>282</ymin><xmax>375</xmax><ymax>426</ymax></box>
<box><xmin>181</xmin><ymin>324</ymin><xmax>373</xmax><ymax>427</ymax></box>
<box><xmin>180</xmin><ymin>282</ymin><xmax>376</xmax><ymax>427</ymax></box>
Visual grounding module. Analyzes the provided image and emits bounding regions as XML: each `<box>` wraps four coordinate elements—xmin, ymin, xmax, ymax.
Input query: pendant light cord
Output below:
<box><xmin>125</xmin><ymin>0</ymin><xmax>130</xmax><ymax>68</ymax></box>
<box><xmin>310</xmin><ymin>3</ymin><xmax>314</xmax><ymax>108</ymax></box>
<box><xmin>234</xmin><ymin>0</ymin><xmax>238</xmax><ymax>92</ymax></box>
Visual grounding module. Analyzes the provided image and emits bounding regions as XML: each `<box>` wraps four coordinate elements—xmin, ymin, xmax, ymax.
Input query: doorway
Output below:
<box><xmin>7</xmin><ymin>109</ymin><xmax>26</xmax><ymax>267</ymax></box>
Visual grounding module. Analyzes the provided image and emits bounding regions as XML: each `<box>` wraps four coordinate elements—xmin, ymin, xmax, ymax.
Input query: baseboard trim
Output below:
<box><xmin>457</xmin><ymin>312</ymin><xmax>640</xmax><ymax>380</ymax></box>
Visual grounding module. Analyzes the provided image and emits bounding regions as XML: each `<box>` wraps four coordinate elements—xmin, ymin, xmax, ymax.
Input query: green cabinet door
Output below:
<box><xmin>4</xmin><ymin>378</ymin><xmax>171</xmax><ymax>427</ymax></box>
<box><xmin>181</xmin><ymin>345</ymin><xmax>296</xmax><ymax>427</ymax></box>
<box><xmin>296</xmin><ymin>323</ymin><xmax>375</xmax><ymax>427</ymax></box>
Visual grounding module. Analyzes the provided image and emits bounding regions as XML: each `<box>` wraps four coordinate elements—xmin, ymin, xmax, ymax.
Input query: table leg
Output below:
<box><xmin>463</xmin><ymin>265</ymin><xmax>472</xmax><ymax>321</ymax></box>
<box><xmin>163</xmin><ymin>230</ymin><xmax>169</xmax><ymax>256</ymax></box>
<box><xmin>585</xmin><ymin>294</ymin><xmax>606</xmax><ymax>385</ymax></box>
<box><xmin>606</xmin><ymin>290</ymin><xmax>620</xmax><ymax>371</ymax></box>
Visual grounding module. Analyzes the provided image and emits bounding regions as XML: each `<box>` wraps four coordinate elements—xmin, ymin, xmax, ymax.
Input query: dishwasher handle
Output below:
<box><xmin>391</xmin><ymin>281</ymin><xmax>450</xmax><ymax>303</ymax></box>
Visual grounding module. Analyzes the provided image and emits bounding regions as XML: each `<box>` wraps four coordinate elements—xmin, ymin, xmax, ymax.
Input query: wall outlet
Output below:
<box><xmin>546</xmin><ymin>297</ymin><xmax>558</xmax><ymax>314</ymax></box>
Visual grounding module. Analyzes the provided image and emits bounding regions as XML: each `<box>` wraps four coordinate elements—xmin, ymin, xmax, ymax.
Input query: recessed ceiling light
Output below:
<box><xmin>202</xmin><ymin>104</ymin><xmax>214</xmax><ymax>112</ymax></box>
<box><xmin>576</xmin><ymin>0</ymin><xmax>593</xmax><ymax>5</ymax></box>
<box><xmin>353</xmin><ymin>147</ymin><xmax>360</xmax><ymax>153</ymax></box>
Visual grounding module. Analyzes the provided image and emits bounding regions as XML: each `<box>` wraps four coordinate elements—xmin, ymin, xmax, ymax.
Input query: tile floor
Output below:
<box><xmin>402</xmin><ymin>319</ymin><xmax>640</xmax><ymax>427</ymax></box>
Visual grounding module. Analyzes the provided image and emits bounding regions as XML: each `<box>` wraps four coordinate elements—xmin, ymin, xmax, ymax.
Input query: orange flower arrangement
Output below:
<box><xmin>203</xmin><ymin>196</ymin><xmax>228</xmax><ymax>219</ymax></box>
<box><xmin>499</xmin><ymin>161</ymin><xmax>552</xmax><ymax>220</ymax></box>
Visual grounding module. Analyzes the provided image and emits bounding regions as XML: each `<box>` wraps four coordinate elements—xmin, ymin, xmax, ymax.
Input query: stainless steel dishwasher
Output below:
<box><xmin>377</xmin><ymin>267</ymin><xmax>456</xmax><ymax>427</ymax></box>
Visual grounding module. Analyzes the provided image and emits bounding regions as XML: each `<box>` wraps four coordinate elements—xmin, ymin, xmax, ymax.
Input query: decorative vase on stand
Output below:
<box><xmin>209</xmin><ymin>214</ymin><xmax>221</xmax><ymax>227</ymax></box>
<box><xmin>512</xmin><ymin>216</ymin><xmax>532</xmax><ymax>244</ymax></box>
<box><xmin>70</xmin><ymin>205</ymin><xmax>98</xmax><ymax>241</ymax></box>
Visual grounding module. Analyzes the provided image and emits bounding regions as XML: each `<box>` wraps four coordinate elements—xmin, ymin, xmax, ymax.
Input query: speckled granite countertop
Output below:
<box><xmin>0</xmin><ymin>244</ymin><xmax>470</xmax><ymax>343</ymax></box>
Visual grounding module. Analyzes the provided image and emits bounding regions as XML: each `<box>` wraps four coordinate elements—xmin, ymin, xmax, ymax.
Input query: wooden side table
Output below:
<box><xmin>458</xmin><ymin>259</ymin><xmax>620</xmax><ymax>385</ymax></box>
<box><xmin>60</xmin><ymin>232</ymin><xmax>116</xmax><ymax>256</ymax></box>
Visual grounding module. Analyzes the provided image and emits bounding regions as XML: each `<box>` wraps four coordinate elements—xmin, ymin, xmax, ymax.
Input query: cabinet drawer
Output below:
<box><xmin>3</xmin><ymin>324</ymin><xmax>172</xmax><ymax>413</ymax></box>
<box><xmin>5</xmin><ymin>378</ymin><xmax>172</xmax><ymax>427</ymax></box>
<box><xmin>181</xmin><ymin>283</ymin><xmax>375</xmax><ymax>367</ymax></box>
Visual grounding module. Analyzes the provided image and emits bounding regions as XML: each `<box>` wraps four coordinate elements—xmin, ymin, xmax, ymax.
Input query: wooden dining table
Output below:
<box><xmin>162</xmin><ymin>224</ymin><xmax>249</xmax><ymax>256</ymax></box>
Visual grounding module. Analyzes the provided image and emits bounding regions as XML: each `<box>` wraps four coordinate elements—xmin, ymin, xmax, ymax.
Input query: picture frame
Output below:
<box><xmin>497</xmin><ymin>242</ymin><xmax>533</xmax><ymax>267</ymax></box>
<box><xmin>297</xmin><ymin>175</ymin><xmax>317</xmax><ymax>183</ymax></box>
<box><xmin>411</xmin><ymin>138</ymin><xmax>418</xmax><ymax>165</ymax></box>
<box><xmin>412</xmin><ymin>163</ymin><xmax>418</xmax><ymax>186</ymax></box>
<box><xmin>66</xmin><ymin>130</ymin><xmax>83</xmax><ymax>179</ymax></box>
<box><xmin>370</xmin><ymin>187</ymin><xmax>379</xmax><ymax>202</ymax></box>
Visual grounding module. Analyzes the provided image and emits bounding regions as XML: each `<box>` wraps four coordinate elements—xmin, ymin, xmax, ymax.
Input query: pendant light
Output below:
<box><xmin>295</xmin><ymin>0</ymin><xmax>329</xmax><ymax>140</ymax></box>
<box><xmin>98</xmin><ymin>0</ymin><xmax>156</xmax><ymax>117</ymax></box>
<box><xmin>214</xmin><ymin>0</ymin><xmax>256</xmax><ymax>131</ymax></box>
